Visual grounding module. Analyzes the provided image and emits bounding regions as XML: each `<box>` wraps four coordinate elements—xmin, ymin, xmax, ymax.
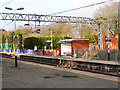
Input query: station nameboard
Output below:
<box><xmin>105</xmin><ymin>40</ymin><xmax>111</xmax><ymax>44</ymax></box>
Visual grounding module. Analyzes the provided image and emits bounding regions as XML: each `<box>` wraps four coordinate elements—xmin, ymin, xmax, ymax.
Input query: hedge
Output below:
<box><xmin>24</xmin><ymin>35</ymin><xmax>72</xmax><ymax>49</ymax></box>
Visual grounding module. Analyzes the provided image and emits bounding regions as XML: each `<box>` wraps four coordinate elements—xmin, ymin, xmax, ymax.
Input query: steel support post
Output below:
<box><xmin>98</xmin><ymin>23</ymin><xmax>103</xmax><ymax>50</ymax></box>
<box><xmin>14</xmin><ymin>10</ymin><xmax>18</xmax><ymax>67</ymax></box>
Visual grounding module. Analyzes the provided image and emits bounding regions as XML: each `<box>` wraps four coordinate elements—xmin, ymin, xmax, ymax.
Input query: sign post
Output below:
<box><xmin>13</xmin><ymin>35</ymin><xmax>19</xmax><ymax>67</ymax></box>
<box><xmin>105</xmin><ymin>40</ymin><xmax>111</xmax><ymax>61</ymax></box>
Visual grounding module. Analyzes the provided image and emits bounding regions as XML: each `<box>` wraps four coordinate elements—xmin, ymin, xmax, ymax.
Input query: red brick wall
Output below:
<box><xmin>72</xmin><ymin>40</ymin><xmax>89</xmax><ymax>56</ymax></box>
<box><xmin>103</xmin><ymin>35</ymin><xmax>119</xmax><ymax>50</ymax></box>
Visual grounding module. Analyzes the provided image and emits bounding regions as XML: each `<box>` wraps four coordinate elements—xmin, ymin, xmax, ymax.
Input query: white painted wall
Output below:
<box><xmin>61</xmin><ymin>43</ymin><xmax>72</xmax><ymax>56</ymax></box>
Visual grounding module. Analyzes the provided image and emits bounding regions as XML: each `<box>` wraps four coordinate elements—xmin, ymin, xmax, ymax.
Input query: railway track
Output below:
<box><xmin>1</xmin><ymin>53</ymin><xmax>120</xmax><ymax>77</ymax></box>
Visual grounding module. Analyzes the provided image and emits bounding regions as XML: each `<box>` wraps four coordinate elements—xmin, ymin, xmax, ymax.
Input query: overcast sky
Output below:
<box><xmin>0</xmin><ymin>0</ymin><xmax>117</xmax><ymax>31</ymax></box>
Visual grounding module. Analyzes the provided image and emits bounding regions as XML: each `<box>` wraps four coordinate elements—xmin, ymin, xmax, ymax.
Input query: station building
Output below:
<box><xmin>57</xmin><ymin>39</ymin><xmax>89</xmax><ymax>57</ymax></box>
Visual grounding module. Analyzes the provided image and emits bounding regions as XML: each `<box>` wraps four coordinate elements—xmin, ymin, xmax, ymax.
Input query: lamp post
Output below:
<box><xmin>48</xmin><ymin>28</ymin><xmax>53</xmax><ymax>56</ymax></box>
<box><xmin>5</xmin><ymin>7</ymin><xmax>24</xmax><ymax>67</ymax></box>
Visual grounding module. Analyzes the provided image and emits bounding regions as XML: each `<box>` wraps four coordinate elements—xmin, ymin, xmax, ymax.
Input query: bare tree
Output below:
<box><xmin>94</xmin><ymin>2</ymin><xmax>118</xmax><ymax>36</ymax></box>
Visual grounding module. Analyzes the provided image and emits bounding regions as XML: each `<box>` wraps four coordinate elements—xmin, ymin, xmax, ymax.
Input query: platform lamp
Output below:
<box><xmin>5</xmin><ymin>7</ymin><xmax>24</xmax><ymax>67</ymax></box>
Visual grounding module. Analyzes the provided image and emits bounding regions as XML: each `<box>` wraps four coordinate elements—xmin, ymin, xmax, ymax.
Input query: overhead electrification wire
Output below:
<box><xmin>0</xmin><ymin>0</ymin><xmax>14</xmax><ymax>9</ymax></box>
<box><xmin>49</xmin><ymin>0</ymin><xmax>114</xmax><ymax>15</ymax></box>
<box><xmin>0</xmin><ymin>21</ymin><xmax>13</xmax><ymax>29</ymax></box>
<box><xmin>0</xmin><ymin>0</ymin><xmax>14</xmax><ymax>30</ymax></box>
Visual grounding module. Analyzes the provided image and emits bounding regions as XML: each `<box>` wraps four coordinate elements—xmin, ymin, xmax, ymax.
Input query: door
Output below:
<box><xmin>61</xmin><ymin>43</ymin><xmax>72</xmax><ymax>56</ymax></box>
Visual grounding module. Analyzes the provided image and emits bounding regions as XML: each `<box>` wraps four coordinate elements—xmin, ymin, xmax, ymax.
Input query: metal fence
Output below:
<box><xmin>75</xmin><ymin>49</ymin><xmax>120</xmax><ymax>61</ymax></box>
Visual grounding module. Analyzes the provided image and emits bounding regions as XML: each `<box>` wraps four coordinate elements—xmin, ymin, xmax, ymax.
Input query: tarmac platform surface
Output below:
<box><xmin>2</xmin><ymin>57</ymin><xmax>119</xmax><ymax>88</ymax></box>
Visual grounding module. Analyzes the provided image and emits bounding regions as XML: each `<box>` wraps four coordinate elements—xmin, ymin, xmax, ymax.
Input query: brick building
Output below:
<box><xmin>57</xmin><ymin>39</ymin><xmax>89</xmax><ymax>57</ymax></box>
<box><xmin>103</xmin><ymin>35</ymin><xmax>119</xmax><ymax>50</ymax></box>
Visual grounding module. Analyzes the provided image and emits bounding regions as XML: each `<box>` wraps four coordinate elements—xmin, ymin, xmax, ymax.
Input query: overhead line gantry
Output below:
<box><xmin>0</xmin><ymin>12</ymin><xmax>102</xmax><ymax>50</ymax></box>
<box><xmin>0</xmin><ymin>12</ymin><xmax>98</xmax><ymax>23</ymax></box>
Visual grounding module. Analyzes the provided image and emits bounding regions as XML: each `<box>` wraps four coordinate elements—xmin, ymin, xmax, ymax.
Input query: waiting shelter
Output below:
<box><xmin>57</xmin><ymin>39</ymin><xmax>89</xmax><ymax>57</ymax></box>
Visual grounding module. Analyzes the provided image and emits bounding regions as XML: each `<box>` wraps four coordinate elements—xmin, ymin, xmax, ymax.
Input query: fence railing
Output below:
<box><xmin>75</xmin><ymin>49</ymin><xmax>120</xmax><ymax>61</ymax></box>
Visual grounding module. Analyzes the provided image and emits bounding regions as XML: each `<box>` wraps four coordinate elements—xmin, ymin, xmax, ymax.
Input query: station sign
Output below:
<box><xmin>105</xmin><ymin>40</ymin><xmax>111</xmax><ymax>44</ymax></box>
<box><xmin>13</xmin><ymin>35</ymin><xmax>19</xmax><ymax>45</ymax></box>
